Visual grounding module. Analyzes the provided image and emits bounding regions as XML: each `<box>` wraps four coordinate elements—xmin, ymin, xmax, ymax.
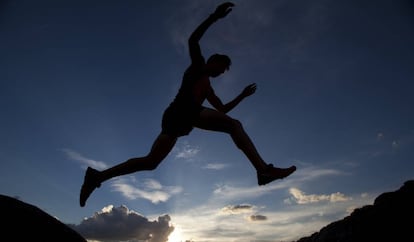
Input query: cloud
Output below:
<box><xmin>375</xmin><ymin>132</ymin><xmax>402</xmax><ymax>151</ymax></box>
<box><xmin>202</xmin><ymin>163</ymin><xmax>229</xmax><ymax>170</ymax></box>
<box><xmin>144</xmin><ymin>179</ymin><xmax>163</xmax><ymax>190</ymax></box>
<box><xmin>173</xmin><ymin>142</ymin><xmax>200</xmax><ymax>160</ymax></box>
<box><xmin>110</xmin><ymin>178</ymin><xmax>182</xmax><ymax>204</ymax></box>
<box><xmin>221</xmin><ymin>204</ymin><xmax>268</xmax><ymax>223</ymax></box>
<box><xmin>377</xmin><ymin>132</ymin><xmax>385</xmax><ymax>141</ymax></box>
<box><xmin>287</xmin><ymin>187</ymin><xmax>350</xmax><ymax>204</ymax></box>
<box><xmin>213</xmin><ymin>183</ymin><xmax>271</xmax><ymax>201</ymax></box>
<box><xmin>71</xmin><ymin>205</ymin><xmax>174</xmax><ymax>242</ymax></box>
<box><xmin>293</xmin><ymin>166</ymin><xmax>346</xmax><ymax>183</ymax></box>
<box><xmin>221</xmin><ymin>204</ymin><xmax>254</xmax><ymax>214</ymax></box>
<box><xmin>248</xmin><ymin>214</ymin><xmax>268</xmax><ymax>222</ymax></box>
<box><xmin>61</xmin><ymin>148</ymin><xmax>108</xmax><ymax>170</ymax></box>
<box><xmin>392</xmin><ymin>140</ymin><xmax>399</xmax><ymax>149</ymax></box>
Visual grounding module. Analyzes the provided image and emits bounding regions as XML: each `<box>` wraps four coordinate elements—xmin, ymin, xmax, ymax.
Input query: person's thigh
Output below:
<box><xmin>148</xmin><ymin>133</ymin><xmax>177</xmax><ymax>161</ymax></box>
<box><xmin>194</xmin><ymin>108</ymin><xmax>236</xmax><ymax>132</ymax></box>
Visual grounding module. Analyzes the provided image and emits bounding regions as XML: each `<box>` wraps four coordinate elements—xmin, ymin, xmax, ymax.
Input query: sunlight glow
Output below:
<box><xmin>168</xmin><ymin>226</ymin><xmax>185</xmax><ymax>242</ymax></box>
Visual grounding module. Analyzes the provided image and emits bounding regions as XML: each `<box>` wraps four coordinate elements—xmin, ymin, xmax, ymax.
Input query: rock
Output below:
<box><xmin>1</xmin><ymin>194</ymin><xmax>87</xmax><ymax>242</ymax></box>
<box><xmin>295</xmin><ymin>180</ymin><xmax>414</xmax><ymax>242</ymax></box>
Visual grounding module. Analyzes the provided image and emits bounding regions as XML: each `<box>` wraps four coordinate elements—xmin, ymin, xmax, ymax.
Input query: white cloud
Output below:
<box><xmin>145</xmin><ymin>179</ymin><xmax>163</xmax><ymax>190</ymax></box>
<box><xmin>293</xmin><ymin>165</ymin><xmax>346</xmax><ymax>183</ymax></box>
<box><xmin>173</xmin><ymin>142</ymin><xmax>200</xmax><ymax>160</ymax></box>
<box><xmin>202</xmin><ymin>163</ymin><xmax>229</xmax><ymax>170</ymax></box>
<box><xmin>110</xmin><ymin>178</ymin><xmax>182</xmax><ymax>204</ymax></box>
<box><xmin>287</xmin><ymin>187</ymin><xmax>350</xmax><ymax>204</ymax></box>
<box><xmin>61</xmin><ymin>148</ymin><xmax>108</xmax><ymax>170</ymax></box>
<box><xmin>71</xmin><ymin>205</ymin><xmax>174</xmax><ymax>242</ymax></box>
<box><xmin>213</xmin><ymin>183</ymin><xmax>280</xmax><ymax>201</ymax></box>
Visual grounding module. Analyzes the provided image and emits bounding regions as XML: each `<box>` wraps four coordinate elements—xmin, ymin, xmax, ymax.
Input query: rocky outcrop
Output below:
<box><xmin>1</xmin><ymin>194</ymin><xmax>87</xmax><ymax>242</ymax></box>
<box><xmin>296</xmin><ymin>180</ymin><xmax>414</xmax><ymax>242</ymax></box>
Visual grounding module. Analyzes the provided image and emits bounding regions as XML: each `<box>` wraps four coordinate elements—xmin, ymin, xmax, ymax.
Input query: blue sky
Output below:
<box><xmin>1</xmin><ymin>0</ymin><xmax>413</xmax><ymax>241</ymax></box>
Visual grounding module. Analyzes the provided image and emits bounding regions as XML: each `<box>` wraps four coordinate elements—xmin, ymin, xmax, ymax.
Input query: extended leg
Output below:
<box><xmin>194</xmin><ymin>108</ymin><xmax>295</xmax><ymax>185</ymax></box>
<box><xmin>194</xmin><ymin>108</ymin><xmax>268</xmax><ymax>172</ymax></box>
<box><xmin>79</xmin><ymin>133</ymin><xmax>177</xmax><ymax>207</ymax></box>
<box><xmin>100</xmin><ymin>134</ymin><xmax>177</xmax><ymax>181</ymax></box>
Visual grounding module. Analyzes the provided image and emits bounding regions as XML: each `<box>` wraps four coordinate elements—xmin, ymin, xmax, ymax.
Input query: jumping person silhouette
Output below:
<box><xmin>80</xmin><ymin>2</ymin><xmax>296</xmax><ymax>207</ymax></box>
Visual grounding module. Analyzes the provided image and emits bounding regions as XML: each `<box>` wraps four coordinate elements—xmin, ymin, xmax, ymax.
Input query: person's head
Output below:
<box><xmin>206</xmin><ymin>54</ymin><xmax>231</xmax><ymax>77</ymax></box>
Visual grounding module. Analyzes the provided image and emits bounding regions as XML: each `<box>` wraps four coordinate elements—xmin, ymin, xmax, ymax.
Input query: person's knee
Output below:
<box><xmin>230</xmin><ymin>118</ymin><xmax>243</xmax><ymax>132</ymax></box>
<box><xmin>146</xmin><ymin>162</ymin><xmax>159</xmax><ymax>171</ymax></box>
<box><xmin>144</xmin><ymin>154</ymin><xmax>164</xmax><ymax>171</ymax></box>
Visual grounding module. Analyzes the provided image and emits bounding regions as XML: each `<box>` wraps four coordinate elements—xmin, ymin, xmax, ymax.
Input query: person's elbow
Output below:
<box><xmin>215</xmin><ymin>105</ymin><xmax>228</xmax><ymax>113</ymax></box>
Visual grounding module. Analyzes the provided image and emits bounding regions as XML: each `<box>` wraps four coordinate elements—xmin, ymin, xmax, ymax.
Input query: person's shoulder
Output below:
<box><xmin>192</xmin><ymin>55</ymin><xmax>206</xmax><ymax>67</ymax></box>
<box><xmin>186</xmin><ymin>57</ymin><xmax>205</xmax><ymax>73</ymax></box>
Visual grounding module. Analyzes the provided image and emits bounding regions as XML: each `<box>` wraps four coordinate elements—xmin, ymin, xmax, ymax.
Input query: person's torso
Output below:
<box><xmin>173</xmin><ymin>63</ymin><xmax>211</xmax><ymax>108</ymax></box>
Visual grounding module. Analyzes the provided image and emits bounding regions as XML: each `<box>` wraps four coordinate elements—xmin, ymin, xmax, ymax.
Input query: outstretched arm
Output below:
<box><xmin>188</xmin><ymin>2</ymin><xmax>234</xmax><ymax>63</ymax></box>
<box><xmin>207</xmin><ymin>83</ymin><xmax>257</xmax><ymax>113</ymax></box>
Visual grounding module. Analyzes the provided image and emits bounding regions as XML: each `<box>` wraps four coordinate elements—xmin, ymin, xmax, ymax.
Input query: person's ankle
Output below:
<box><xmin>257</xmin><ymin>163</ymin><xmax>272</xmax><ymax>174</ymax></box>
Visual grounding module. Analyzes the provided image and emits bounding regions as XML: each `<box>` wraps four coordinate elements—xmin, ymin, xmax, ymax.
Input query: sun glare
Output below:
<box><xmin>168</xmin><ymin>226</ymin><xmax>185</xmax><ymax>242</ymax></box>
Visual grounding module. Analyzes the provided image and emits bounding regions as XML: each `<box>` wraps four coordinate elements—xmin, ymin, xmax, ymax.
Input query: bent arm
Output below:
<box><xmin>207</xmin><ymin>83</ymin><xmax>257</xmax><ymax>113</ymax></box>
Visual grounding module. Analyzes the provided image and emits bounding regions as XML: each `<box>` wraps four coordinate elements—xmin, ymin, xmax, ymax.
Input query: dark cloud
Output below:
<box><xmin>248</xmin><ymin>214</ymin><xmax>268</xmax><ymax>222</ymax></box>
<box><xmin>221</xmin><ymin>204</ymin><xmax>254</xmax><ymax>214</ymax></box>
<box><xmin>70</xmin><ymin>205</ymin><xmax>174</xmax><ymax>242</ymax></box>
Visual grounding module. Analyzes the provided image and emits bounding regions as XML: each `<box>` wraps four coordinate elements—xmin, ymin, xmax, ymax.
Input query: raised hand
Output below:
<box><xmin>213</xmin><ymin>2</ymin><xmax>235</xmax><ymax>19</ymax></box>
<box><xmin>241</xmin><ymin>83</ymin><xmax>257</xmax><ymax>98</ymax></box>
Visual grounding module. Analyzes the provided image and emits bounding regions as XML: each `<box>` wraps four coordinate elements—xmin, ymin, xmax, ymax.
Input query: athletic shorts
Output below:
<box><xmin>161</xmin><ymin>102</ymin><xmax>205</xmax><ymax>137</ymax></box>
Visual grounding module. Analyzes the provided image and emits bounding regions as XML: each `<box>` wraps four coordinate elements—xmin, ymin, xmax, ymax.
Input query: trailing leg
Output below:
<box><xmin>79</xmin><ymin>134</ymin><xmax>176</xmax><ymax>207</ymax></box>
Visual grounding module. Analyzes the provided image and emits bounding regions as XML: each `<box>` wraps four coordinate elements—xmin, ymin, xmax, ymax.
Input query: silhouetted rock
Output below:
<box><xmin>0</xmin><ymin>194</ymin><xmax>87</xmax><ymax>242</ymax></box>
<box><xmin>295</xmin><ymin>180</ymin><xmax>414</xmax><ymax>242</ymax></box>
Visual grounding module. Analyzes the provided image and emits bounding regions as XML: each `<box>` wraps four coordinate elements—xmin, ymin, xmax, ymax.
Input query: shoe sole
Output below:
<box><xmin>258</xmin><ymin>166</ymin><xmax>296</xmax><ymax>186</ymax></box>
